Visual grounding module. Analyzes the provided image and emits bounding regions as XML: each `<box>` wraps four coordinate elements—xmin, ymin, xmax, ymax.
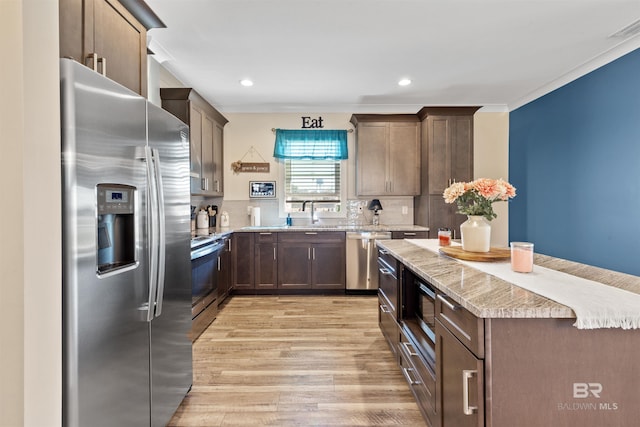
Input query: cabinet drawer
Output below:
<box><xmin>378</xmin><ymin>295</ymin><xmax>399</xmax><ymax>360</ymax></box>
<box><xmin>278</xmin><ymin>231</ymin><xmax>345</xmax><ymax>242</ymax></box>
<box><xmin>398</xmin><ymin>339</ymin><xmax>436</xmax><ymax>426</ymax></box>
<box><xmin>255</xmin><ymin>232</ymin><xmax>277</xmax><ymax>243</ymax></box>
<box><xmin>399</xmin><ymin>329</ymin><xmax>435</xmax><ymax>412</ymax></box>
<box><xmin>436</xmin><ymin>293</ymin><xmax>484</xmax><ymax>358</ymax></box>
<box><xmin>391</xmin><ymin>231</ymin><xmax>429</xmax><ymax>239</ymax></box>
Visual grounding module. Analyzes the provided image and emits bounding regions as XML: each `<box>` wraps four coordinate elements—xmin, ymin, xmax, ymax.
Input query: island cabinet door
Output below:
<box><xmin>436</xmin><ymin>319</ymin><xmax>484</xmax><ymax>427</ymax></box>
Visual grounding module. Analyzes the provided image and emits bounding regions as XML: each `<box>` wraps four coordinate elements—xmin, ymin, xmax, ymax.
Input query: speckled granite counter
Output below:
<box><xmin>235</xmin><ymin>224</ymin><xmax>430</xmax><ymax>232</ymax></box>
<box><xmin>377</xmin><ymin>239</ymin><xmax>640</xmax><ymax>319</ymax></box>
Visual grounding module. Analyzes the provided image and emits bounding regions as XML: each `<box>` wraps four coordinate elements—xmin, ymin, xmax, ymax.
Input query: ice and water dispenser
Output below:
<box><xmin>96</xmin><ymin>184</ymin><xmax>136</xmax><ymax>274</ymax></box>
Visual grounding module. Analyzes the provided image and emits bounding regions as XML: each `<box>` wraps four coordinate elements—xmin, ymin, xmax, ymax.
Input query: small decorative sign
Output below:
<box><xmin>231</xmin><ymin>146</ymin><xmax>270</xmax><ymax>173</ymax></box>
<box><xmin>301</xmin><ymin>116</ymin><xmax>324</xmax><ymax>128</ymax></box>
<box><xmin>239</xmin><ymin>162</ymin><xmax>270</xmax><ymax>173</ymax></box>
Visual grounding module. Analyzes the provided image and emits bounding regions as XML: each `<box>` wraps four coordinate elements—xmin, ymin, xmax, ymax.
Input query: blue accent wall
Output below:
<box><xmin>509</xmin><ymin>48</ymin><xmax>640</xmax><ymax>275</ymax></box>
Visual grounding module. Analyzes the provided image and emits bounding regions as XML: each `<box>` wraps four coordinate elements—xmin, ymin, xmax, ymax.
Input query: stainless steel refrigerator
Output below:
<box><xmin>61</xmin><ymin>58</ymin><xmax>192</xmax><ymax>427</ymax></box>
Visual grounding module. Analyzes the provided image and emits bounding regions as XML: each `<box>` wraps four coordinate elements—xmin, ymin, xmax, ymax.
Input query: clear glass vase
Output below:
<box><xmin>460</xmin><ymin>215</ymin><xmax>491</xmax><ymax>252</ymax></box>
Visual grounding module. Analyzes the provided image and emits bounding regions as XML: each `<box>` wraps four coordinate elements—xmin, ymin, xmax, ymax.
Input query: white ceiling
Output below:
<box><xmin>145</xmin><ymin>0</ymin><xmax>640</xmax><ymax>114</ymax></box>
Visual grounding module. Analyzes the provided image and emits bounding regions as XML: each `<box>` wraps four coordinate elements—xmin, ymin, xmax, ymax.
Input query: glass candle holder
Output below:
<box><xmin>510</xmin><ymin>242</ymin><xmax>534</xmax><ymax>273</ymax></box>
<box><xmin>438</xmin><ymin>227</ymin><xmax>451</xmax><ymax>246</ymax></box>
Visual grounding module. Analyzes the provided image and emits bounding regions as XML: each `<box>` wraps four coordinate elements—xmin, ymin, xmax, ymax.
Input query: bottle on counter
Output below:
<box><xmin>286</xmin><ymin>213</ymin><xmax>292</xmax><ymax>226</ymax></box>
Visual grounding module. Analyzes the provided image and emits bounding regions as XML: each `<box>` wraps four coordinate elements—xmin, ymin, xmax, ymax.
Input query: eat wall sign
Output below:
<box><xmin>301</xmin><ymin>116</ymin><xmax>324</xmax><ymax>128</ymax></box>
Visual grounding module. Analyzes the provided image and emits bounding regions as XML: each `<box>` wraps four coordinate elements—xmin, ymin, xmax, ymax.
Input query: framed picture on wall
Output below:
<box><xmin>249</xmin><ymin>181</ymin><xmax>276</xmax><ymax>198</ymax></box>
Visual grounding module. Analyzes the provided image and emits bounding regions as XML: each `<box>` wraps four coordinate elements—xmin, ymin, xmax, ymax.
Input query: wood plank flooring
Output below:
<box><xmin>168</xmin><ymin>295</ymin><xmax>428</xmax><ymax>426</ymax></box>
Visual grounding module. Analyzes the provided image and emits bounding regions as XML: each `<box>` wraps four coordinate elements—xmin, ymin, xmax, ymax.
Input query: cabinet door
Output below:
<box><xmin>59</xmin><ymin>0</ymin><xmax>148</xmax><ymax>97</ymax></box>
<box><xmin>255</xmin><ymin>242</ymin><xmax>277</xmax><ymax>289</ymax></box>
<box><xmin>356</xmin><ymin>123</ymin><xmax>388</xmax><ymax>196</ymax></box>
<box><xmin>277</xmin><ymin>243</ymin><xmax>312</xmax><ymax>289</ymax></box>
<box><xmin>212</xmin><ymin>121</ymin><xmax>224</xmax><ymax>196</ymax></box>
<box><xmin>232</xmin><ymin>233</ymin><xmax>255</xmax><ymax>289</ymax></box>
<box><xmin>311</xmin><ymin>242</ymin><xmax>345</xmax><ymax>289</ymax></box>
<box><xmin>92</xmin><ymin>0</ymin><xmax>147</xmax><ymax>96</ymax></box>
<box><xmin>436</xmin><ymin>319</ymin><xmax>484</xmax><ymax>427</ymax></box>
<box><xmin>388</xmin><ymin>122</ymin><xmax>420</xmax><ymax>195</ymax></box>
<box><xmin>217</xmin><ymin>238</ymin><xmax>232</xmax><ymax>302</ymax></box>
<box><xmin>201</xmin><ymin>115</ymin><xmax>215</xmax><ymax>194</ymax></box>
<box><xmin>189</xmin><ymin>105</ymin><xmax>204</xmax><ymax>194</ymax></box>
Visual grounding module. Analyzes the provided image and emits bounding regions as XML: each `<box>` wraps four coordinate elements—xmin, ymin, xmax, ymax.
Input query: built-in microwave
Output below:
<box><xmin>401</xmin><ymin>270</ymin><xmax>437</xmax><ymax>371</ymax></box>
<box><xmin>415</xmin><ymin>278</ymin><xmax>436</xmax><ymax>344</ymax></box>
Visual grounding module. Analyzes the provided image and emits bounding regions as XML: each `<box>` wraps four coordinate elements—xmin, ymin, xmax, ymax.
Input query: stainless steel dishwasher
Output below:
<box><xmin>346</xmin><ymin>231</ymin><xmax>392</xmax><ymax>291</ymax></box>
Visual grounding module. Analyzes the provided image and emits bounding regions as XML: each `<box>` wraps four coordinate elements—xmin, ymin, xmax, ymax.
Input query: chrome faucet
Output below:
<box><xmin>301</xmin><ymin>200</ymin><xmax>317</xmax><ymax>224</ymax></box>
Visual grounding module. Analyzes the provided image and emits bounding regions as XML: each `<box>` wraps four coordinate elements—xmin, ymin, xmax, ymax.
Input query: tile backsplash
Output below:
<box><xmin>192</xmin><ymin>197</ymin><xmax>415</xmax><ymax>229</ymax></box>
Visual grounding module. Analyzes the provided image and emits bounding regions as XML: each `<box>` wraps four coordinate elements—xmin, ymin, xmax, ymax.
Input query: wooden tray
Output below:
<box><xmin>439</xmin><ymin>246</ymin><xmax>510</xmax><ymax>261</ymax></box>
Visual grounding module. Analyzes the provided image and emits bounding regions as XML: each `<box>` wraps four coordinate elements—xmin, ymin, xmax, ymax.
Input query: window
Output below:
<box><xmin>274</xmin><ymin>129</ymin><xmax>348</xmax><ymax>216</ymax></box>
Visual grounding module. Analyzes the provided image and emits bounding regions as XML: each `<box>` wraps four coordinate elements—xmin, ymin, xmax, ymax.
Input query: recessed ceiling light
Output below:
<box><xmin>240</xmin><ymin>79</ymin><xmax>254</xmax><ymax>87</ymax></box>
<box><xmin>398</xmin><ymin>78</ymin><xmax>412</xmax><ymax>86</ymax></box>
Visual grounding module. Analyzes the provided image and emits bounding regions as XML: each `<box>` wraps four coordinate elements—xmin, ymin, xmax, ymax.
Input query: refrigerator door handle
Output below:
<box><xmin>152</xmin><ymin>148</ymin><xmax>166</xmax><ymax>317</ymax></box>
<box><xmin>145</xmin><ymin>146</ymin><xmax>159</xmax><ymax>322</ymax></box>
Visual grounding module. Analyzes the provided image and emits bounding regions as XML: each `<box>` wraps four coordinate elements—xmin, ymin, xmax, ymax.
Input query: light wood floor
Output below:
<box><xmin>168</xmin><ymin>295</ymin><xmax>428</xmax><ymax>426</ymax></box>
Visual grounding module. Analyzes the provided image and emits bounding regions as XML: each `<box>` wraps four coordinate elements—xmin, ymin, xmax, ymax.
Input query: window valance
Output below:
<box><xmin>273</xmin><ymin>129</ymin><xmax>348</xmax><ymax>160</ymax></box>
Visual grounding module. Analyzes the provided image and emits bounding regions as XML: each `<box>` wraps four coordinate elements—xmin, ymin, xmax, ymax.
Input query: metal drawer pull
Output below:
<box><xmin>259</xmin><ymin>232</ymin><xmax>272</xmax><ymax>235</ymax></box>
<box><xmin>462</xmin><ymin>369</ymin><xmax>478</xmax><ymax>415</ymax></box>
<box><xmin>273</xmin><ymin>247</ymin><xmax>276</xmax><ymax>260</ymax></box>
<box><xmin>402</xmin><ymin>341</ymin><xmax>418</xmax><ymax>357</ymax></box>
<box><xmin>378</xmin><ymin>267</ymin><xmax>393</xmax><ymax>276</ymax></box>
<box><xmin>402</xmin><ymin>367</ymin><xmax>422</xmax><ymax>386</ymax></box>
<box><xmin>304</xmin><ymin>232</ymin><xmax>318</xmax><ymax>235</ymax></box>
<box><xmin>404</xmin><ymin>232</ymin><xmax>416</xmax><ymax>236</ymax></box>
<box><xmin>437</xmin><ymin>293</ymin><xmax>459</xmax><ymax>311</ymax></box>
<box><xmin>379</xmin><ymin>304</ymin><xmax>391</xmax><ymax>313</ymax></box>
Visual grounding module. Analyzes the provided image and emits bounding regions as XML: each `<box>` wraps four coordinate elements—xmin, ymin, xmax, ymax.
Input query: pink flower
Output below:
<box><xmin>443</xmin><ymin>182</ymin><xmax>466</xmax><ymax>203</ymax></box>
<box><xmin>472</xmin><ymin>178</ymin><xmax>500</xmax><ymax>199</ymax></box>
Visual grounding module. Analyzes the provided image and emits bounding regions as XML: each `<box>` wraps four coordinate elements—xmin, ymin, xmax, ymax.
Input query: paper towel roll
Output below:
<box><xmin>251</xmin><ymin>207</ymin><xmax>261</xmax><ymax>226</ymax></box>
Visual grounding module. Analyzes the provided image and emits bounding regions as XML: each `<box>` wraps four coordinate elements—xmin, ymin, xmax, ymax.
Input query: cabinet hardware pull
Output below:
<box><xmin>308</xmin><ymin>247</ymin><xmax>311</xmax><ymax>259</ymax></box>
<box><xmin>379</xmin><ymin>304</ymin><xmax>391</xmax><ymax>313</ymax></box>
<box><xmin>304</xmin><ymin>232</ymin><xmax>317</xmax><ymax>235</ymax></box>
<box><xmin>378</xmin><ymin>267</ymin><xmax>391</xmax><ymax>275</ymax></box>
<box><xmin>402</xmin><ymin>367</ymin><xmax>422</xmax><ymax>386</ymax></box>
<box><xmin>379</xmin><ymin>249</ymin><xmax>389</xmax><ymax>255</ymax></box>
<box><xmin>437</xmin><ymin>293</ymin><xmax>459</xmax><ymax>311</ymax></box>
<box><xmin>228</xmin><ymin>239</ymin><xmax>232</xmax><ymax>251</ymax></box>
<box><xmin>404</xmin><ymin>232</ymin><xmax>416</xmax><ymax>236</ymax></box>
<box><xmin>312</xmin><ymin>247</ymin><xmax>316</xmax><ymax>260</ymax></box>
<box><xmin>85</xmin><ymin>53</ymin><xmax>98</xmax><ymax>71</ymax></box>
<box><xmin>273</xmin><ymin>247</ymin><xmax>276</xmax><ymax>260</ymax></box>
<box><xmin>217</xmin><ymin>257</ymin><xmax>221</xmax><ymax>271</ymax></box>
<box><xmin>259</xmin><ymin>232</ymin><xmax>272</xmax><ymax>235</ymax></box>
<box><xmin>462</xmin><ymin>369</ymin><xmax>478</xmax><ymax>415</ymax></box>
<box><xmin>402</xmin><ymin>341</ymin><xmax>418</xmax><ymax>357</ymax></box>
<box><xmin>97</xmin><ymin>56</ymin><xmax>106</xmax><ymax>76</ymax></box>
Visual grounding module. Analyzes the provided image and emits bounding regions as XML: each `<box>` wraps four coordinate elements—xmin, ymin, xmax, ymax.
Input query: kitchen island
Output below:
<box><xmin>377</xmin><ymin>239</ymin><xmax>640</xmax><ymax>427</ymax></box>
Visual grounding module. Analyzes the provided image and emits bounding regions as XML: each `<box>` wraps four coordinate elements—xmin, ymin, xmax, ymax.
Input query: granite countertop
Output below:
<box><xmin>377</xmin><ymin>239</ymin><xmax>640</xmax><ymax>320</ymax></box>
<box><xmin>190</xmin><ymin>224</ymin><xmax>428</xmax><ymax>247</ymax></box>
<box><xmin>235</xmin><ymin>224</ymin><xmax>430</xmax><ymax>232</ymax></box>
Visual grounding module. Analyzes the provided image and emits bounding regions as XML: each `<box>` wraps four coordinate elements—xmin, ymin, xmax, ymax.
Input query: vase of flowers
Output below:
<box><xmin>443</xmin><ymin>178</ymin><xmax>516</xmax><ymax>252</ymax></box>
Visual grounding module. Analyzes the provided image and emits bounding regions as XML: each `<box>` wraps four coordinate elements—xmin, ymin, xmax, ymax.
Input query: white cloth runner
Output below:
<box><xmin>408</xmin><ymin>239</ymin><xmax>640</xmax><ymax>329</ymax></box>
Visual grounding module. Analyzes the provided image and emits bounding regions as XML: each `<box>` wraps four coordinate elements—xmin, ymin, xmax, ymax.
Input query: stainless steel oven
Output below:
<box><xmin>402</xmin><ymin>270</ymin><xmax>437</xmax><ymax>372</ymax></box>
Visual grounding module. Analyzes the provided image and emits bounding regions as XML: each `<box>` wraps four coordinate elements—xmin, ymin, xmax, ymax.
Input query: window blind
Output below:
<box><xmin>284</xmin><ymin>159</ymin><xmax>341</xmax><ymax>199</ymax></box>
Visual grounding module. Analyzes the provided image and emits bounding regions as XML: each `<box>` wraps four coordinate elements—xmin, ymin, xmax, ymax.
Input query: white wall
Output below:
<box><xmin>474</xmin><ymin>112</ymin><xmax>510</xmax><ymax>246</ymax></box>
<box><xmin>0</xmin><ymin>0</ymin><xmax>62</xmax><ymax>426</ymax></box>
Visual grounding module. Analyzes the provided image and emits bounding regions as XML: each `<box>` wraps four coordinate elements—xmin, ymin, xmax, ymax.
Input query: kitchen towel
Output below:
<box><xmin>409</xmin><ymin>239</ymin><xmax>640</xmax><ymax>330</ymax></box>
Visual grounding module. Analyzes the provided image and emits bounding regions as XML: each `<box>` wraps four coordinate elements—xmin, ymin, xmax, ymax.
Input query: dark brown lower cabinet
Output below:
<box><xmin>232</xmin><ymin>232</ymin><xmax>254</xmax><ymax>290</ymax></box>
<box><xmin>255</xmin><ymin>232</ymin><xmax>277</xmax><ymax>289</ymax></box>
<box><xmin>277</xmin><ymin>232</ymin><xmax>345</xmax><ymax>290</ymax></box>
<box><xmin>436</xmin><ymin>319</ymin><xmax>484</xmax><ymax>427</ymax></box>
<box><xmin>217</xmin><ymin>236</ymin><xmax>232</xmax><ymax>302</ymax></box>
